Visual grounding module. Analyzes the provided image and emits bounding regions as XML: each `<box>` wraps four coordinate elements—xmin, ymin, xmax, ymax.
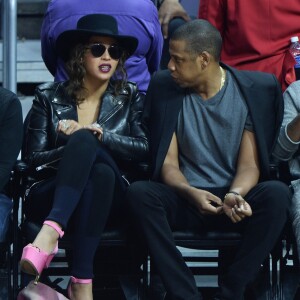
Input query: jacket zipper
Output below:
<box><xmin>35</xmin><ymin>158</ymin><xmax>61</xmax><ymax>171</ymax></box>
<box><xmin>25</xmin><ymin>178</ymin><xmax>48</xmax><ymax>197</ymax></box>
<box><xmin>98</xmin><ymin>100</ymin><xmax>125</xmax><ymax>126</ymax></box>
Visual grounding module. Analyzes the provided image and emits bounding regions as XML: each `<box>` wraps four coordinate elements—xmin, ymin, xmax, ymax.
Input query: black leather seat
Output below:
<box><xmin>173</xmin><ymin>230</ymin><xmax>242</xmax><ymax>248</ymax></box>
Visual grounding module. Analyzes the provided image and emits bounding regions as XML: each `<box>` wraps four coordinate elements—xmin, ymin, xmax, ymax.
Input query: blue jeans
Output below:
<box><xmin>0</xmin><ymin>193</ymin><xmax>12</xmax><ymax>242</ymax></box>
<box><xmin>290</xmin><ymin>179</ymin><xmax>300</xmax><ymax>263</ymax></box>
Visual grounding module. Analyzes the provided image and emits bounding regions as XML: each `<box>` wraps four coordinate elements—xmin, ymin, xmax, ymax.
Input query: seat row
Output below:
<box><xmin>0</xmin><ymin>160</ymin><xmax>296</xmax><ymax>299</ymax></box>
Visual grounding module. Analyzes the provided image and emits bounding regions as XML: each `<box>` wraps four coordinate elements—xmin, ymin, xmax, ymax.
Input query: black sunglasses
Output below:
<box><xmin>87</xmin><ymin>43</ymin><xmax>123</xmax><ymax>60</ymax></box>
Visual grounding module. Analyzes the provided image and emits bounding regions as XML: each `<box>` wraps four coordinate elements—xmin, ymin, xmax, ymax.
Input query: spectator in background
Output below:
<box><xmin>273</xmin><ymin>80</ymin><xmax>300</xmax><ymax>266</ymax></box>
<box><xmin>0</xmin><ymin>87</ymin><xmax>22</xmax><ymax>241</ymax></box>
<box><xmin>199</xmin><ymin>0</ymin><xmax>300</xmax><ymax>91</ymax></box>
<box><xmin>41</xmin><ymin>0</ymin><xmax>163</xmax><ymax>94</ymax></box>
<box><xmin>155</xmin><ymin>0</ymin><xmax>191</xmax><ymax>69</ymax></box>
<box><xmin>155</xmin><ymin>0</ymin><xmax>190</xmax><ymax>39</ymax></box>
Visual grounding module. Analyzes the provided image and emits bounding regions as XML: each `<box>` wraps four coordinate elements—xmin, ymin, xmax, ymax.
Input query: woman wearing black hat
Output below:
<box><xmin>19</xmin><ymin>14</ymin><xmax>148</xmax><ymax>299</ymax></box>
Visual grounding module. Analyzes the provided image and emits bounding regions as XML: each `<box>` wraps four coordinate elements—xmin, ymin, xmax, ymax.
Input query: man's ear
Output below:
<box><xmin>199</xmin><ymin>51</ymin><xmax>211</xmax><ymax>69</ymax></box>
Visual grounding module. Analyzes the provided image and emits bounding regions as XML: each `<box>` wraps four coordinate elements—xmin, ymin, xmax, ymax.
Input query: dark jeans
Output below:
<box><xmin>0</xmin><ymin>193</ymin><xmax>12</xmax><ymax>242</ymax></box>
<box><xmin>126</xmin><ymin>180</ymin><xmax>290</xmax><ymax>300</ymax></box>
<box><xmin>25</xmin><ymin>129</ymin><xmax>126</xmax><ymax>278</ymax></box>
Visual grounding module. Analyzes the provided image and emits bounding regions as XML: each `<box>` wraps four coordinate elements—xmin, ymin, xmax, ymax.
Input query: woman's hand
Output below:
<box><xmin>57</xmin><ymin>119</ymin><xmax>83</xmax><ymax>135</ymax></box>
<box><xmin>223</xmin><ymin>193</ymin><xmax>252</xmax><ymax>223</ymax></box>
<box><xmin>84</xmin><ymin>123</ymin><xmax>103</xmax><ymax>141</ymax></box>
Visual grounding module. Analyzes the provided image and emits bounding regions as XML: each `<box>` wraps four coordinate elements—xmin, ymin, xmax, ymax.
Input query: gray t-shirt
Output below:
<box><xmin>176</xmin><ymin>71</ymin><xmax>252</xmax><ymax>188</ymax></box>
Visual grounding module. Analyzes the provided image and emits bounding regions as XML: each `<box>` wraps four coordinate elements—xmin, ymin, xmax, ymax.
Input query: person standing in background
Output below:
<box><xmin>154</xmin><ymin>0</ymin><xmax>190</xmax><ymax>39</ymax></box>
<box><xmin>199</xmin><ymin>0</ymin><xmax>300</xmax><ymax>91</ymax></box>
<box><xmin>0</xmin><ymin>87</ymin><xmax>22</xmax><ymax>241</ymax></box>
<box><xmin>41</xmin><ymin>0</ymin><xmax>163</xmax><ymax>94</ymax></box>
<box><xmin>273</xmin><ymin>80</ymin><xmax>300</xmax><ymax>265</ymax></box>
<box><xmin>154</xmin><ymin>0</ymin><xmax>191</xmax><ymax>69</ymax></box>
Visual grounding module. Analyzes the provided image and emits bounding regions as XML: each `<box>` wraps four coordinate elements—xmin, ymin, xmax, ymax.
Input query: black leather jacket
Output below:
<box><xmin>23</xmin><ymin>81</ymin><xmax>149</xmax><ymax>181</ymax></box>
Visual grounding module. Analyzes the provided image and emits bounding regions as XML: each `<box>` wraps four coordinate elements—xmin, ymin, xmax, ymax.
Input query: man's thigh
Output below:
<box><xmin>129</xmin><ymin>181</ymin><xmax>229</xmax><ymax>233</ymax></box>
<box><xmin>245</xmin><ymin>180</ymin><xmax>290</xmax><ymax>211</ymax></box>
<box><xmin>128</xmin><ymin>181</ymin><xmax>201</xmax><ymax>230</ymax></box>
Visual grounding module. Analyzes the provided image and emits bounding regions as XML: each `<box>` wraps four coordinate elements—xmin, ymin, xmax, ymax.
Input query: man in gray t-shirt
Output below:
<box><xmin>127</xmin><ymin>19</ymin><xmax>290</xmax><ymax>300</ymax></box>
<box><xmin>177</xmin><ymin>71</ymin><xmax>253</xmax><ymax>189</ymax></box>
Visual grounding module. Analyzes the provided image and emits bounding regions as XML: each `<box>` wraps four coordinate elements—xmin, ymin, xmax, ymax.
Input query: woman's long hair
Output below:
<box><xmin>65</xmin><ymin>43</ymin><xmax>128</xmax><ymax>105</ymax></box>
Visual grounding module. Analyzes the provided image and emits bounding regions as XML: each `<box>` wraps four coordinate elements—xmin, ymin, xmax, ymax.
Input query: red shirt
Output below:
<box><xmin>199</xmin><ymin>0</ymin><xmax>300</xmax><ymax>91</ymax></box>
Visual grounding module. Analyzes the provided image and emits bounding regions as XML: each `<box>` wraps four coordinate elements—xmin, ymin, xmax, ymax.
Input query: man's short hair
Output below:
<box><xmin>171</xmin><ymin>19</ymin><xmax>222</xmax><ymax>61</ymax></box>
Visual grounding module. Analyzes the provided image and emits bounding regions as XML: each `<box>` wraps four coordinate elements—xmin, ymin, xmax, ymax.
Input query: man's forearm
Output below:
<box><xmin>161</xmin><ymin>163</ymin><xmax>199</xmax><ymax>205</ymax></box>
<box><xmin>229</xmin><ymin>167</ymin><xmax>260</xmax><ymax>198</ymax></box>
<box><xmin>287</xmin><ymin>114</ymin><xmax>300</xmax><ymax>142</ymax></box>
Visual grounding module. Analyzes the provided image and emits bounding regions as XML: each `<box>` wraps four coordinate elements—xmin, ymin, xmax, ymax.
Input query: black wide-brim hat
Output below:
<box><xmin>56</xmin><ymin>14</ymin><xmax>138</xmax><ymax>61</ymax></box>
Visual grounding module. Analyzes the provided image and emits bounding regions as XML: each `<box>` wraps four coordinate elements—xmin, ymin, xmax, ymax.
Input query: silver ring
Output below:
<box><xmin>61</xmin><ymin>119</ymin><xmax>69</xmax><ymax>130</ymax></box>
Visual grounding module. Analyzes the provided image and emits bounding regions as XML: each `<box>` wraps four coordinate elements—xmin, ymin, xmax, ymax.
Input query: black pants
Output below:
<box><xmin>126</xmin><ymin>180</ymin><xmax>290</xmax><ymax>300</ymax></box>
<box><xmin>25</xmin><ymin>130</ymin><xmax>126</xmax><ymax>278</ymax></box>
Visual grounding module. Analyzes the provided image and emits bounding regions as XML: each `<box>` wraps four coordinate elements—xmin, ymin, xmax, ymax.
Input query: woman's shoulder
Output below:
<box><xmin>124</xmin><ymin>81</ymin><xmax>138</xmax><ymax>94</ymax></box>
<box><xmin>108</xmin><ymin>80</ymin><xmax>138</xmax><ymax>96</ymax></box>
<box><xmin>35</xmin><ymin>81</ymin><xmax>69</xmax><ymax>102</ymax></box>
<box><xmin>35</xmin><ymin>81</ymin><xmax>67</xmax><ymax>93</ymax></box>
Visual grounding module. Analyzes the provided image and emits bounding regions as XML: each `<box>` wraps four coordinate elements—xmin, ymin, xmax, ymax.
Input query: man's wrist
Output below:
<box><xmin>159</xmin><ymin>0</ymin><xmax>181</xmax><ymax>4</ymax></box>
<box><xmin>224</xmin><ymin>191</ymin><xmax>240</xmax><ymax>199</ymax></box>
<box><xmin>155</xmin><ymin>0</ymin><xmax>182</xmax><ymax>10</ymax></box>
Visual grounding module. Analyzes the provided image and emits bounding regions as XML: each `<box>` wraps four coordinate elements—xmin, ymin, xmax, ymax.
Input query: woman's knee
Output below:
<box><xmin>68</xmin><ymin>129</ymin><xmax>97</xmax><ymax>149</ymax></box>
<box><xmin>62</xmin><ymin>130</ymin><xmax>99</xmax><ymax>163</ymax></box>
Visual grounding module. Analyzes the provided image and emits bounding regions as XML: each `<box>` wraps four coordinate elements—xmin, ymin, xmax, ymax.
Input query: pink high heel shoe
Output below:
<box><xmin>67</xmin><ymin>276</ymin><xmax>92</xmax><ymax>299</ymax></box>
<box><xmin>20</xmin><ymin>220</ymin><xmax>64</xmax><ymax>283</ymax></box>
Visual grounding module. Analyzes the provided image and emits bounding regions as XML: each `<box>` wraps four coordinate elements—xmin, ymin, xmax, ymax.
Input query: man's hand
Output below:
<box><xmin>192</xmin><ymin>189</ymin><xmax>223</xmax><ymax>215</ymax></box>
<box><xmin>223</xmin><ymin>193</ymin><xmax>252</xmax><ymax>223</ymax></box>
<box><xmin>159</xmin><ymin>0</ymin><xmax>190</xmax><ymax>38</ymax></box>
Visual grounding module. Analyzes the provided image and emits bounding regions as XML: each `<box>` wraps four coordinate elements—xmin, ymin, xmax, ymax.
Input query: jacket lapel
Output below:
<box><xmin>226</xmin><ymin>65</ymin><xmax>273</xmax><ymax>179</ymax></box>
<box><xmin>97</xmin><ymin>88</ymin><xmax>128</xmax><ymax>126</ymax></box>
<box><xmin>153</xmin><ymin>82</ymin><xmax>185</xmax><ymax>179</ymax></box>
<box><xmin>51</xmin><ymin>83</ymin><xmax>77</xmax><ymax>121</ymax></box>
